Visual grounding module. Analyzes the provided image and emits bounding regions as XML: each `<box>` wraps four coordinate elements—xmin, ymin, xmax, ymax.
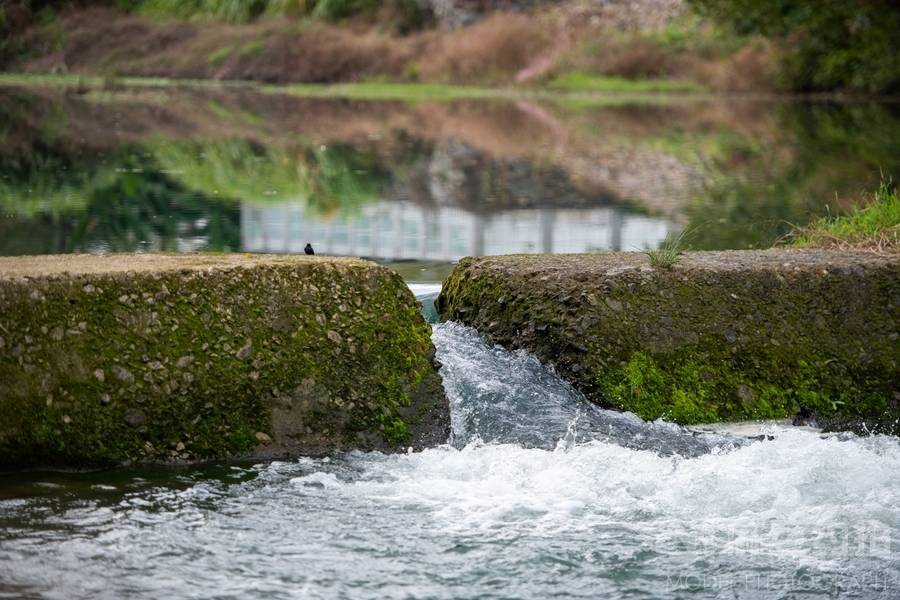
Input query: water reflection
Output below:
<box><xmin>241</xmin><ymin>201</ymin><xmax>671</xmax><ymax>261</ymax></box>
<box><xmin>0</xmin><ymin>87</ymin><xmax>898</xmax><ymax>270</ymax></box>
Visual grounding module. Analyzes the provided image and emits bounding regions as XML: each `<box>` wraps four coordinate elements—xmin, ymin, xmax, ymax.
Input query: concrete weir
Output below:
<box><xmin>437</xmin><ymin>250</ymin><xmax>900</xmax><ymax>433</ymax></box>
<box><xmin>0</xmin><ymin>254</ymin><xmax>449</xmax><ymax>469</ymax></box>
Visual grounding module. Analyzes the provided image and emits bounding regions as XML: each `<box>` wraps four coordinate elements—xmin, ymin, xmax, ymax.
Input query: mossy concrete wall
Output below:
<box><xmin>0</xmin><ymin>254</ymin><xmax>448</xmax><ymax>469</ymax></box>
<box><xmin>437</xmin><ymin>250</ymin><xmax>900</xmax><ymax>433</ymax></box>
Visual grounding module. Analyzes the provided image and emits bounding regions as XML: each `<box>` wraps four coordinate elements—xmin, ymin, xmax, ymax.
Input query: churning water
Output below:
<box><xmin>1</xmin><ymin>315</ymin><xmax>899</xmax><ymax>598</ymax></box>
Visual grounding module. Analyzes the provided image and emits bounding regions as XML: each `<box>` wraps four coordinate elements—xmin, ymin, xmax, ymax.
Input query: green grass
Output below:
<box><xmin>643</xmin><ymin>228</ymin><xmax>693</xmax><ymax>268</ymax></box>
<box><xmin>0</xmin><ymin>72</ymin><xmax>250</xmax><ymax>89</ymax></box>
<box><xmin>282</xmin><ymin>79</ymin><xmax>709</xmax><ymax>102</ymax></box>
<box><xmin>0</xmin><ymin>72</ymin><xmax>708</xmax><ymax>105</ymax></box>
<box><xmin>238</xmin><ymin>40</ymin><xmax>265</xmax><ymax>57</ymax></box>
<box><xmin>207</xmin><ymin>45</ymin><xmax>234</xmax><ymax>65</ymax></box>
<box><xmin>278</xmin><ymin>82</ymin><xmax>517</xmax><ymax>101</ymax></box>
<box><xmin>137</xmin><ymin>0</ymin><xmax>294</xmax><ymax>23</ymax></box>
<box><xmin>548</xmin><ymin>72</ymin><xmax>705</xmax><ymax>94</ymax></box>
<box><xmin>206</xmin><ymin>98</ymin><xmax>233</xmax><ymax>119</ymax></box>
<box><xmin>0</xmin><ymin>73</ymin><xmax>514</xmax><ymax>100</ymax></box>
<box><xmin>790</xmin><ymin>179</ymin><xmax>900</xmax><ymax>251</ymax></box>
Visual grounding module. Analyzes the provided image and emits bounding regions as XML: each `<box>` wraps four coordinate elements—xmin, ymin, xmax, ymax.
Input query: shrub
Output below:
<box><xmin>308</xmin><ymin>0</ymin><xmax>376</xmax><ymax>21</ymax></box>
<box><xmin>129</xmin><ymin>0</ymin><xmax>431</xmax><ymax>30</ymax></box>
<box><xmin>687</xmin><ymin>0</ymin><xmax>900</xmax><ymax>93</ymax></box>
<box><xmin>138</xmin><ymin>0</ymin><xmax>272</xmax><ymax>22</ymax></box>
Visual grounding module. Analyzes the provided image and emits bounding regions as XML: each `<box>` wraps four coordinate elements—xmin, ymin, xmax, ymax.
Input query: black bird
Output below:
<box><xmin>304</xmin><ymin>243</ymin><xmax>315</xmax><ymax>256</ymax></box>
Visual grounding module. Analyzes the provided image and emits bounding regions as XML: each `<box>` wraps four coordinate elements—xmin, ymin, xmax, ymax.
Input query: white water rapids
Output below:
<box><xmin>0</xmin><ymin>291</ymin><xmax>897</xmax><ymax>599</ymax></box>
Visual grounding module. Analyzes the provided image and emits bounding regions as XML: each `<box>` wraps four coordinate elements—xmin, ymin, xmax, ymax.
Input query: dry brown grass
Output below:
<box><xmin>695</xmin><ymin>40</ymin><xmax>778</xmax><ymax>92</ymax></box>
<box><xmin>544</xmin><ymin>23</ymin><xmax>778</xmax><ymax>93</ymax></box>
<box><xmin>578</xmin><ymin>37</ymin><xmax>677</xmax><ymax>79</ymax></box>
<box><xmin>416</xmin><ymin>13</ymin><xmax>555</xmax><ymax>84</ymax></box>
<box><xmin>15</xmin><ymin>8</ymin><xmax>416</xmax><ymax>83</ymax></box>
<box><xmin>9</xmin><ymin>5</ymin><xmax>778</xmax><ymax>91</ymax></box>
<box><xmin>14</xmin><ymin>8</ymin><xmax>557</xmax><ymax>85</ymax></box>
<box><xmin>788</xmin><ymin>229</ymin><xmax>900</xmax><ymax>254</ymax></box>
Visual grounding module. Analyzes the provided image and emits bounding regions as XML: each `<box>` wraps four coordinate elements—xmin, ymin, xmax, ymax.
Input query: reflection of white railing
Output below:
<box><xmin>240</xmin><ymin>200</ymin><xmax>675</xmax><ymax>260</ymax></box>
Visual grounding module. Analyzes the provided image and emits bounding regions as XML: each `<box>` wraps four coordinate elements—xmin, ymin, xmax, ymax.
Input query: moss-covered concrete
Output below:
<box><xmin>0</xmin><ymin>253</ymin><xmax>448</xmax><ymax>469</ymax></box>
<box><xmin>437</xmin><ymin>250</ymin><xmax>900</xmax><ymax>434</ymax></box>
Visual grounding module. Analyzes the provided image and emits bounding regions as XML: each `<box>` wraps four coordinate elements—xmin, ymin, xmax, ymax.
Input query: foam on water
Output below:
<box><xmin>1</xmin><ymin>322</ymin><xmax>898</xmax><ymax>599</ymax></box>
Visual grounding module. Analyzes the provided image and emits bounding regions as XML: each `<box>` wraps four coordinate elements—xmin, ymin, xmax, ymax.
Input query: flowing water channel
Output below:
<box><xmin>1</xmin><ymin>87</ymin><xmax>900</xmax><ymax>598</ymax></box>
<box><xmin>1</xmin><ymin>291</ymin><xmax>899</xmax><ymax>599</ymax></box>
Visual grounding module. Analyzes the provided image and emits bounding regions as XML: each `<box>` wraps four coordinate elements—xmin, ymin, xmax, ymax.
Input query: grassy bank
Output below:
<box><xmin>0</xmin><ymin>4</ymin><xmax>771</xmax><ymax>94</ymax></box>
<box><xmin>0</xmin><ymin>72</ymin><xmax>709</xmax><ymax>102</ymax></box>
<box><xmin>3</xmin><ymin>1</ymin><xmax>898</xmax><ymax>94</ymax></box>
<box><xmin>791</xmin><ymin>180</ymin><xmax>900</xmax><ymax>252</ymax></box>
<box><xmin>0</xmin><ymin>72</ymin><xmax>248</xmax><ymax>89</ymax></box>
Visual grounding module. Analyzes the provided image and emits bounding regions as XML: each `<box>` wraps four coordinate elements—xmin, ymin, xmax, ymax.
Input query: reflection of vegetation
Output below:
<box><xmin>0</xmin><ymin>149</ymin><xmax>121</xmax><ymax>217</ymax></box>
<box><xmin>2</xmin><ymin>91</ymin><xmax>900</xmax><ymax>255</ymax></box>
<box><xmin>0</xmin><ymin>155</ymin><xmax>240</xmax><ymax>255</ymax></box>
<box><xmin>791</xmin><ymin>179</ymin><xmax>899</xmax><ymax>252</ymax></box>
<box><xmin>69</xmin><ymin>168</ymin><xmax>242</xmax><ymax>253</ymax></box>
<box><xmin>1</xmin><ymin>138</ymin><xmax>389</xmax><ymax>218</ymax></box>
<box><xmin>780</xmin><ymin>103</ymin><xmax>900</xmax><ymax>199</ymax></box>
<box><xmin>686</xmin><ymin>171</ymin><xmax>811</xmax><ymax>250</ymax></box>
<box><xmin>687</xmin><ymin>103</ymin><xmax>900</xmax><ymax>250</ymax></box>
<box><xmin>149</xmin><ymin>139</ymin><xmax>388</xmax><ymax>215</ymax></box>
<box><xmin>301</xmin><ymin>143</ymin><xmax>388</xmax><ymax>214</ymax></box>
<box><xmin>0</xmin><ymin>136</ymin><xmax>390</xmax><ymax>253</ymax></box>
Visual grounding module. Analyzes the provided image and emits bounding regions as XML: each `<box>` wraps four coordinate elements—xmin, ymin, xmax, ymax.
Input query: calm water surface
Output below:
<box><xmin>1</xmin><ymin>87</ymin><xmax>898</xmax><ymax>279</ymax></box>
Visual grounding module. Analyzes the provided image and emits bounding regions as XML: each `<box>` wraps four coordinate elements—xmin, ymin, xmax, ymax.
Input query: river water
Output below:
<box><xmin>2</xmin><ymin>86</ymin><xmax>899</xmax><ymax>281</ymax></box>
<box><xmin>1</xmin><ymin>87</ymin><xmax>900</xmax><ymax>597</ymax></box>
<box><xmin>1</xmin><ymin>297</ymin><xmax>899</xmax><ymax>599</ymax></box>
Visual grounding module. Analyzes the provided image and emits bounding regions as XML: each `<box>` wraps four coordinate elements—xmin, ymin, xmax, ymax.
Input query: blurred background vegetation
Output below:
<box><xmin>687</xmin><ymin>0</ymin><xmax>900</xmax><ymax>93</ymax></box>
<box><xmin>0</xmin><ymin>0</ymin><xmax>898</xmax><ymax>255</ymax></box>
<box><xmin>2</xmin><ymin>0</ymin><xmax>898</xmax><ymax>93</ymax></box>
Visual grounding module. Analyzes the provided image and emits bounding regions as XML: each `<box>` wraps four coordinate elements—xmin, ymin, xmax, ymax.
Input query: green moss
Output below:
<box><xmin>0</xmin><ymin>256</ymin><xmax>445</xmax><ymax>468</ymax></box>
<box><xmin>594</xmin><ymin>347</ymin><xmax>889</xmax><ymax>425</ymax></box>
<box><xmin>438</xmin><ymin>252</ymin><xmax>900</xmax><ymax>434</ymax></box>
<box><xmin>380</xmin><ymin>415</ymin><xmax>411</xmax><ymax>446</ymax></box>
